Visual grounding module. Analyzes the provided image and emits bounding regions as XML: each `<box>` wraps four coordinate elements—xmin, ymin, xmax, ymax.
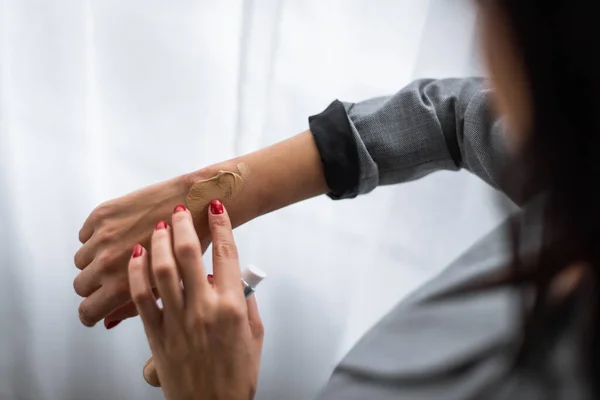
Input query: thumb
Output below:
<box><xmin>143</xmin><ymin>357</ymin><xmax>161</xmax><ymax>387</ymax></box>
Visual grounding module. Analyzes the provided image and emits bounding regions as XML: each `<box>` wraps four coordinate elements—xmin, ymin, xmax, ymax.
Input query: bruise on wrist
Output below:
<box><xmin>185</xmin><ymin>162</ymin><xmax>250</xmax><ymax>215</ymax></box>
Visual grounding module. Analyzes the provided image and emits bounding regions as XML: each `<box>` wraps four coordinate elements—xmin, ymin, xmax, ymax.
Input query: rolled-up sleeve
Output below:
<box><xmin>309</xmin><ymin>78</ymin><xmax>509</xmax><ymax>200</ymax></box>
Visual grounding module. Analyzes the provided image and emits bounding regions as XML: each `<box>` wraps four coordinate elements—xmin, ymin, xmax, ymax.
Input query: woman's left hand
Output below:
<box><xmin>128</xmin><ymin>200</ymin><xmax>264</xmax><ymax>400</ymax></box>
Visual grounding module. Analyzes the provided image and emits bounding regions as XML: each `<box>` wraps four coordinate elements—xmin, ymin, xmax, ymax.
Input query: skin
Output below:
<box><xmin>129</xmin><ymin>201</ymin><xmax>263</xmax><ymax>400</ymax></box>
<box><xmin>74</xmin><ymin>131</ymin><xmax>327</xmax><ymax>385</ymax></box>
<box><xmin>476</xmin><ymin>1</ymin><xmax>532</xmax><ymax>142</ymax></box>
<box><xmin>73</xmin><ymin>131</ymin><xmax>327</xmax><ymax>328</ymax></box>
<box><xmin>185</xmin><ymin>163</ymin><xmax>250</xmax><ymax>215</ymax></box>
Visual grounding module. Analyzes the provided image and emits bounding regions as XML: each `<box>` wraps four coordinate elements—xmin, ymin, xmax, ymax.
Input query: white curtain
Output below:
<box><xmin>0</xmin><ymin>1</ymin><xmax>506</xmax><ymax>399</ymax></box>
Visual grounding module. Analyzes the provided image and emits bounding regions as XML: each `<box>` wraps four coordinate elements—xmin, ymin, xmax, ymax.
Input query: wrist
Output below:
<box><xmin>182</xmin><ymin>130</ymin><xmax>329</xmax><ymax>238</ymax></box>
<box><xmin>182</xmin><ymin>162</ymin><xmax>264</xmax><ymax>231</ymax></box>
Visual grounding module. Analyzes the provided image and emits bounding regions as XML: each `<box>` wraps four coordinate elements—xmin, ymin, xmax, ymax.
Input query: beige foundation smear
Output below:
<box><xmin>186</xmin><ymin>162</ymin><xmax>250</xmax><ymax>213</ymax></box>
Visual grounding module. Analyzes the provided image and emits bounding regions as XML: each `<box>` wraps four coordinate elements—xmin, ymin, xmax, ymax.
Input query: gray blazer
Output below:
<box><xmin>308</xmin><ymin>78</ymin><xmax>589</xmax><ymax>399</ymax></box>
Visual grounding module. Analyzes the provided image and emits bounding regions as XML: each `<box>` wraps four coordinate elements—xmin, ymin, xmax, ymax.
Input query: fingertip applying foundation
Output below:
<box><xmin>185</xmin><ymin>163</ymin><xmax>250</xmax><ymax>214</ymax></box>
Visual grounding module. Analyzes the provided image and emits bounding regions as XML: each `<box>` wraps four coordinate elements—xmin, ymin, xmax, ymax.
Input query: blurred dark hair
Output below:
<box><xmin>431</xmin><ymin>0</ymin><xmax>600</xmax><ymax>396</ymax></box>
<box><xmin>496</xmin><ymin>0</ymin><xmax>600</xmax><ymax>395</ymax></box>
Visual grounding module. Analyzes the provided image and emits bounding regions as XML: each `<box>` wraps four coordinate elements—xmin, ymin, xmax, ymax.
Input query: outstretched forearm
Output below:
<box><xmin>182</xmin><ymin>130</ymin><xmax>329</xmax><ymax>241</ymax></box>
<box><xmin>75</xmin><ymin>77</ymin><xmax>506</xmax><ymax>328</ymax></box>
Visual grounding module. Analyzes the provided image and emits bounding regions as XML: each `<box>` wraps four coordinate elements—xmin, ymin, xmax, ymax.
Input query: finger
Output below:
<box><xmin>208</xmin><ymin>200</ymin><xmax>242</xmax><ymax>292</ymax></box>
<box><xmin>79</xmin><ymin>220</ymin><xmax>94</xmax><ymax>244</ymax></box>
<box><xmin>129</xmin><ymin>244</ymin><xmax>161</xmax><ymax>328</ymax></box>
<box><xmin>246</xmin><ymin>294</ymin><xmax>264</xmax><ymax>339</ymax></box>
<box><xmin>74</xmin><ymin>236</ymin><xmax>98</xmax><ymax>270</ymax></box>
<box><xmin>143</xmin><ymin>357</ymin><xmax>161</xmax><ymax>387</ymax></box>
<box><xmin>104</xmin><ymin>289</ymin><xmax>161</xmax><ymax>324</ymax></box>
<box><xmin>73</xmin><ymin>262</ymin><xmax>102</xmax><ymax>298</ymax></box>
<box><xmin>151</xmin><ymin>221</ymin><xmax>184</xmax><ymax>312</ymax></box>
<box><xmin>73</xmin><ymin>249</ymin><xmax>124</xmax><ymax>297</ymax></box>
<box><xmin>171</xmin><ymin>205</ymin><xmax>208</xmax><ymax>304</ymax></box>
<box><xmin>78</xmin><ymin>284</ymin><xmax>132</xmax><ymax>327</ymax></box>
<box><xmin>78</xmin><ymin>206</ymin><xmax>100</xmax><ymax>244</ymax></box>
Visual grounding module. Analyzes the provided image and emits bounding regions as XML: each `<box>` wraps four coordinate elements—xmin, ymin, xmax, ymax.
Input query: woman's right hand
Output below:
<box><xmin>129</xmin><ymin>200</ymin><xmax>264</xmax><ymax>400</ymax></box>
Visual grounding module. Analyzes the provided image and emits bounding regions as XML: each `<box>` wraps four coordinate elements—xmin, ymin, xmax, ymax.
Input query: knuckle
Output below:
<box><xmin>73</xmin><ymin>252</ymin><xmax>87</xmax><ymax>270</ymax></box>
<box><xmin>78</xmin><ymin>228</ymin><xmax>88</xmax><ymax>244</ymax></box>
<box><xmin>153</xmin><ymin>263</ymin><xmax>175</xmax><ymax>281</ymax></box>
<box><xmin>211</xmin><ymin>215</ymin><xmax>231</xmax><ymax>229</ymax></box>
<box><xmin>78</xmin><ymin>303</ymin><xmax>96</xmax><ymax>327</ymax></box>
<box><xmin>93</xmin><ymin>201</ymin><xmax>114</xmax><ymax>220</ymax></box>
<box><xmin>251</xmin><ymin>320</ymin><xmax>265</xmax><ymax>339</ymax></box>
<box><xmin>95</xmin><ymin>226</ymin><xmax>117</xmax><ymax>245</ymax></box>
<box><xmin>212</xmin><ymin>241</ymin><xmax>238</xmax><ymax>262</ymax></box>
<box><xmin>132</xmin><ymin>289</ymin><xmax>154</xmax><ymax>305</ymax></box>
<box><xmin>186</xmin><ymin>296</ymin><xmax>218</xmax><ymax>330</ymax></box>
<box><xmin>175</xmin><ymin>240</ymin><xmax>200</xmax><ymax>260</ymax></box>
<box><xmin>97</xmin><ymin>252</ymin><xmax>118</xmax><ymax>271</ymax></box>
<box><xmin>73</xmin><ymin>276</ymin><xmax>88</xmax><ymax>297</ymax></box>
<box><xmin>95</xmin><ymin>232</ymin><xmax>111</xmax><ymax>246</ymax></box>
<box><xmin>219</xmin><ymin>297</ymin><xmax>245</xmax><ymax>320</ymax></box>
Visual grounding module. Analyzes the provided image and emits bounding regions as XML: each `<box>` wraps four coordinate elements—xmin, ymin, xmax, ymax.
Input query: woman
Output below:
<box><xmin>76</xmin><ymin>0</ymin><xmax>599</xmax><ymax>398</ymax></box>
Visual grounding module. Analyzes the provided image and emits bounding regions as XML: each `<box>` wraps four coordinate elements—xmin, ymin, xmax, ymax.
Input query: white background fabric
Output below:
<box><xmin>0</xmin><ymin>1</ymin><xmax>507</xmax><ymax>399</ymax></box>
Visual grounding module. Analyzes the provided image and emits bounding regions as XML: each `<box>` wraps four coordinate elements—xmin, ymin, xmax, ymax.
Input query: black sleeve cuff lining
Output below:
<box><xmin>309</xmin><ymin>100</ymin><xmax>360</xmax><ymax>200</ymax></box>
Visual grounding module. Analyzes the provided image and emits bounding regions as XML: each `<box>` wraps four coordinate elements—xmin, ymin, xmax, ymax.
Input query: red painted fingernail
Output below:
<box><xmin>105</xmin><ymin>320</ymin><xmax>121</xmax><ymax>330</ymax></box>
<box><xmin>207</xmin><ymin>274</ymin><xmax>214</xmax><ymax>284</ymax></box>
<box><xmin>156</xmin><ymin>220</ymin><xmax>168</xmax><ymax>230</ymax></box>
<box><xmin>132</xmin><ymin>244</ymin><xmax>143</xmax><ymax>258</ymax></box>
<box><xmin>174</xmin><ymin>204</ymin><xmax>186</xmax><ymax>214</ymax></box>
<box><xmin>210</xmin><ymin>200</ymin><xmax>224</xmax><ymax>215</ymax></box>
